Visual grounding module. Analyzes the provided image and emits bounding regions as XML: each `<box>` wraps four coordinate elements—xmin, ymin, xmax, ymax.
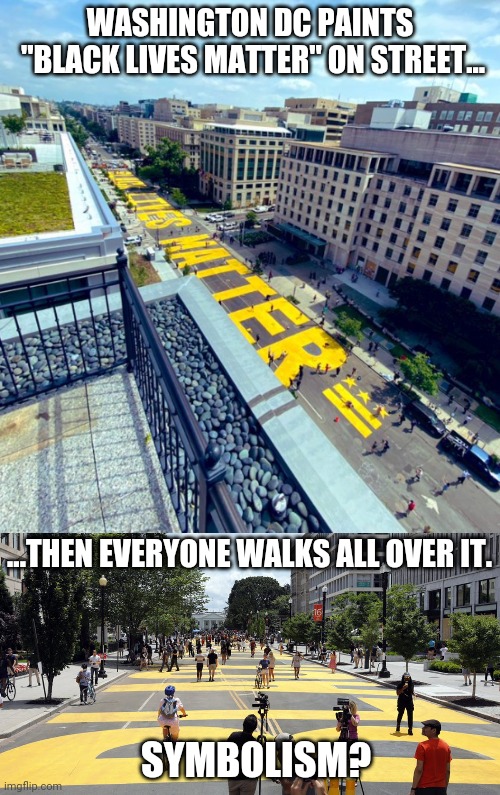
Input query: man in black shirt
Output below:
<box><xmin>207</xmin><ymin>648</ymin><xmax>218</xmax><ymax>681</ymax></box>
<box><xmin>227</xmin><ymin>714</ymin><xmax>258</xmax><ymax>795</ymax></box>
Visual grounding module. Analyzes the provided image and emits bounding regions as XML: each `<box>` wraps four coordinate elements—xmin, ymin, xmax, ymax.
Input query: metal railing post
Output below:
<box><xmin>116</xmin><ymin>247</ymin><xmax>135</xmax><ymax>372</ymax></box>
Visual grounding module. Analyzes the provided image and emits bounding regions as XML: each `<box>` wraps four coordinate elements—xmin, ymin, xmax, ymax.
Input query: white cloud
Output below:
<box><xmin>279</xmin><ymin>78</ymin><xmax>314</xmax><ymax>91</ymax></box>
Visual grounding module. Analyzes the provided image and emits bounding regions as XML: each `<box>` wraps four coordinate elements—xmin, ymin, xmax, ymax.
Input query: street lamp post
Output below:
<box><xmin>288</xmin><ymin>597</ymin><xmax>292</xmax><ymax>620</ymax></box>
<box><xmin>98</xmin><ymin>575</ymin><xmax>108</xmax><ymax>679</ymax></box>
<box><xmin>378</xmin><ymin>565</ymin><xmax>391</xmax><ymax>678</ymax></box>
<box><xmin>321</xmin><ymin>585</ymin><xmax>328</xmax><ymax>648</ymax></box>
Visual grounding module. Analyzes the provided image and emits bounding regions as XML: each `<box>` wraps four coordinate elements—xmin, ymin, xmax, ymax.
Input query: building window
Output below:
<box><xmin>428</xmin><ymin>253</ymin><xmax>438</xmax><ymax>267</ymax></box>
<box><xmin>490</xmin><ymin>278</ymin><xmax>500</xmax><ymax>293</ymax></box>
<box><xmin>406</xmin><ymin>263</ymin><xmax>415</xmax><ymax>274</ymax></box>
<box><xmin>390</xmin><ymin>232</ymin><xmax>397</xmax><ymax>244</ymax></box>
<box><xmin>456</xmin><ymin>583</ymin><xmax>471</xmax><ymax>606</ymax></box>
<box><xmin>478</xmin><ymin>578</ymin><xmax>495</xmax><ymax>604</ymax></box>
<box><xmin>475</xmin><ymin>250</ymin><xmax>488</xmax><ymax>265</ymax></box>
<box><xmin>399</xmin><ymin>201</ymin><xmax>407</xmax><ymax>213</ymax></box>
<box><xmin>434</xmin><ymin>236</ymin><xmax>445</xmax><ymax>249</ymax></box>
<box><xmin>428</xmin><ymin>194</ymin><xmax>438</xmax><ymax>207</ymax></box>
<box><xmin>460</xmin><ymin>224</ymin><xmax>472</xmax><ymax>238</ymax></box>
<box><xmin>384</xmin><ymin>198</ymin><xmax>392</xmax><ymax>209</ymax></box>
<box><xmin>394</xmin><ymin>218</ymin><xmax>402</xmax><ymax>229</ymax></box>
<box><xmin>483</xmin><ymin>230</ymin><xmax>496</xmax><ymax>246</ymax></box>
<box><xmin>411</xmin><ymin>246</ymin><xmax>421</xmax><ymax>259</ymax></box>
<box><xmin>422</xmin><ymin>213</ymin><xmax>432</xmax><ymax>225</ymax></box>
<box><xmin>446</xmin><ymin>261</ymin><xmax>458</xmax><ymax>274</ymax></box>
<box><xmin>429</xmin><ymin>590</ymin><xmax>441</xmax><ymax>611</ymax></box>
<box><xmin>482</xmin><ymin>296</ymin><xmax>495</xmax><ymax>311</ymax></box>
<box><xmin>492</xmin><ymin>210</ymin><xmax>500</xmax><ymax>224</ymax></box>
<box><xmin>403</xmin><ymin>185</ymin><xmax>411</xmax><ymax>196</ymax></box>
<box><xmin>444</xmin><ymin>586</ymin><xmax>451</xmax><ymax>609</ymax></box>
<box><xmin>447</xmin><ymin>199</ymin><xmax>458</xmax><ymax>213</ymax></box>
<box><xmin>461</xmin><ymin>286</ymin><xmax>472</xmax><ymax>299</ymax></box>
<box><xmin>386</xmin><ymin>247</ymin><xmax>393</xmax><ymax>259</ymax></box>
<box><xmin>453</xmin><ymin>243</ymin><xmax>465</xmax><ymax>257</ymax></box>
<box><xmin>417</xmin><ymin>230</ymin><xmax>426</xmax><ymax>242</ymax></box>
<box><xmin>440</xmin><ymin>218</ymin><xmax>451</xmax><ymax>231</ymax></box>
<box><xmin>441</xmin><ymin>278</ymin><xmax>451</xmax><ymax>291</ymax></box>
<box><xmin>468</xmin><ymin>203</ymin><xmax>481</xmax><ymax>218</ymax></box>
<box><xmin>422</xmin><ymin>269</ymin><xmax>432</xmax><ymax>282</ymax></box>
<box><xmin>467</xmin><ymin>269</ymin><xmax>480</xmax><ymax>283</ymax></box>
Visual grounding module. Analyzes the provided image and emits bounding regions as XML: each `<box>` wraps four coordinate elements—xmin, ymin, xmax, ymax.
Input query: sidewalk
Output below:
<box><xmin>291</xmin><ymin>646</ymin><xmax>500</xmax><ymax>724</ymax></box>
<box><xmin>0</xmin><ymin>653</ymin><xmax>130</xmax><ymax>739</ymax></box>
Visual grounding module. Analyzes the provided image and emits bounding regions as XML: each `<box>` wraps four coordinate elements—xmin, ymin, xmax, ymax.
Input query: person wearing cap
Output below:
<box><xmin>409</xmin><ymin>719</ymin><xmax>452</xmax><ymax>795</ymax></box>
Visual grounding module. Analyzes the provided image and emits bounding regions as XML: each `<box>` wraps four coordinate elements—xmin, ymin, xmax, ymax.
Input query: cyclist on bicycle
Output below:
<box><xmin>0</xmin><ymin>649</ymin><xmax>16</xmax><ymax>698</ymax></box>
<box><xmin>157</xmin><ymin>685</ymin><xmax>187</xmax><ymax>741</ymax></box>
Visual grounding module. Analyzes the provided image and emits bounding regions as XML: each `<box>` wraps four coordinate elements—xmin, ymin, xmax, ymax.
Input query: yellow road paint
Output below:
<box><xmin>172</xmin><ymin>247</ymin><xmax>230</xmax><ymax>268</ymax></box>
<box><xmin>334</xmin><ymin>383</ymin><xmax>383</xmax><ymax>429</ymax></box>
<box><xmin>196</xmin><ymin>261</ymin><xmax>250</xmax><ymax>279</ymax></box>
<box><xmin>213</xmin><ymin>276</ymin><xmax>276</xmax><ymax>303</ymax></box>
<box><xmin>324</xmin><ymin>388</ymin><xmax>374</xmax><ymax>438</ymax></box>
<box><xmin>259</xmin><ymin>327</ymin><xmax>346</xmax><ymax>385</ymax></box>
<box><xmin>229</xmin><ymin>297</ymin><xmax>310</xmax><ymax>343</ymax></box>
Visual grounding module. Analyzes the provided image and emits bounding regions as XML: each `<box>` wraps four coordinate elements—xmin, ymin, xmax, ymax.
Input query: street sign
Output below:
<box><xmin>313</xmin><ymin>603</ymin><xmax>323</xmax><ymax>622</ymax></box>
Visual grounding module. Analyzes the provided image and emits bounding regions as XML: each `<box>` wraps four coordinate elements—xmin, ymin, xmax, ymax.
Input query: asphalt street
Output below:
<box><xmin>1</xmin><ymin>649</ymin><xmax>499</xmax><ymax>794</ymax></box>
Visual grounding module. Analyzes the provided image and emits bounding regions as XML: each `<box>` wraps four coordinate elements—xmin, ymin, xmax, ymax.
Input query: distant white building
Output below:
<box><xmin>193</xmin><ymin>611</ymin><xmax>226</xmax><ymax>630</ymax></box>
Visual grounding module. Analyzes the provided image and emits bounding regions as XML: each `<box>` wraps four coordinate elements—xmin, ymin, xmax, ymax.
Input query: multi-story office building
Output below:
<box><xmin>391</xmin><ymin>534</ymin><xmax>500</xmax><ymax>640</ymax></box>
<box><xmin>274</xmin><ymin>126</ymin><xmax>500</xmax><ymax>315</ymax></box>
<box><xmin>285</xmin><ymin>97</ymin><xmax>356</xmax><ymax>142</ymax></box>
<box><xmin>291</xmin><ymin>534</ymin><xmax>500</xmax><ymax>641</ymax></box>
<box><xmin>115</xmin><ymin>115</ymin><xmax>201</xmax><ymax>168</ymax></box>
<box><xmin>199</xmin><ymin>122</ymin><xmax>291</xmax><ymax>207</ymax></box>
<box><xmin>0</xmin><ymin>85</ymin><xmax>65</xmax><ymax>142</ymax></box>
<box><xmin>0</xmin><ymin>534</ymin><xmax>26</xmax><ymax>596</ymax></box>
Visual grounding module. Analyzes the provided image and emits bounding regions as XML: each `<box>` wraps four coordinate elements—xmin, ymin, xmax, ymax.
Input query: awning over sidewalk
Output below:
<box><xmin>275</xmin><ymin>222</ymin><xmax>326</xmax><ymax>251</ymax></box>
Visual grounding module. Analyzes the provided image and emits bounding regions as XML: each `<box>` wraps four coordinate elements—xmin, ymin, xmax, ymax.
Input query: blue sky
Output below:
<box><xmin>1</xmin><ymin>1</ymin><xmax>500</xmax><ymax>108</ymax></box>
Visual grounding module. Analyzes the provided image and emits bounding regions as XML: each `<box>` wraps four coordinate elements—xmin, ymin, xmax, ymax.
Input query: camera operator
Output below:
<box><xmin>335</xmin><ymin>699</ymin><xmax>360</xmax><ymax>742</ymax></box>
<box><xmin>290</xmin><ymin>779</ymin><xmax>327</xmax><ymax>795</ymax></box>
<box><xmin>227</xmin><ymin>714</ymin><xmax>259</xmax><ymax>795</ymax></box>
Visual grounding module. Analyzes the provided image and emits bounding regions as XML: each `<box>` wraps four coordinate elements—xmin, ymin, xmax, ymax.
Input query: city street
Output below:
<box><xmin>1</xmin><ymin>649</ymin><xmax>499</xmax><ymax>794</ymax></box>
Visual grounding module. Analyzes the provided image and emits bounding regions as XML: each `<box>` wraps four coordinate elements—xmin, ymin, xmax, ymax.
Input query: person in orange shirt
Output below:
<box><xmin>409</xmin><ymin>719</ymin><xmax>452</xmax><ymax>795</ymax></box>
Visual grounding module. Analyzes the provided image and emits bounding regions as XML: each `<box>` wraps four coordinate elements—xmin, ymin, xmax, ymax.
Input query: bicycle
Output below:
<box><xmin>4</xmin><ymin>675</ymin><xmax>16</xmax><ymax>701</ymax></box>
<box><xmin>255</xmin><ymin>666</ymin><xmax>263</xmax><ymax>690</ymax></box>
<box><xmin>87</xmin><ymin>681</ymin><xmax>96</xmax><ymax>704</ymax></box>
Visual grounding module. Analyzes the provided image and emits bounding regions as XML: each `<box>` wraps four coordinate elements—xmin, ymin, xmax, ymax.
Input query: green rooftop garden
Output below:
<box><xmin>0</xmin><ymin>173</ymin><xmax>74</xmax><ymax>238</ymax></box>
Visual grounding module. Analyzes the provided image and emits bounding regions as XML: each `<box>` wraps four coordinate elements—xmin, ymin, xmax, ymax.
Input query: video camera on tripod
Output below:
<box><xmin>335</xmin><ymin>697</ymin><xmax>352</xmax><ymax>728</ymax></box>
<box><xmin>252</xmin><ymin>691</ymin><xmax>270</xmax><ymax>715</ymax></box>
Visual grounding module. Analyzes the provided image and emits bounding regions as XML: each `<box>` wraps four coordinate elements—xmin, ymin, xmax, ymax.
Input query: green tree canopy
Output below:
<box><xmin>398</xmin><ymin>352</ymin><xmax>442</xmax><ymax>396</ymax></box>
<box><xmin>336</xmin><ymin>315</ymin><xmax>363</xmax><ymax>343</ymax></box>
<box><xmin>2</xmin><ymin>114</ymin><xmax>26</xmax><ymax>137</ymax></box>
<box><xmin>282</xmin><ymin>613</ymin><xmax>317</xmax><ymax>647</ymax></box>
<box><xmin>385</xmin><ymin>585</ymin><xmax>435</xmax><ymax>670</ymax></box>
<box><xmin>20</xmin><ymin>569</ymin><xmax>87</xmax><ymax>699</ymax></box>
<box><xmin>360</xmin><ymin>602</ymin><xmax>382</xmax><ymax>664</ymax></box>
<box><xmin>325</xmin><ymin>592</ymin><xmax>380</xmax><ymax>654</ymax></box>
<box><xmin>246</xmin><ymin>210</ymin><xmax>257</xmax><ymax>228</ymax></box>
<box><xmin>171</xmin><ymin>187</ymin><xmax>188</xmax><ymax>208</ymax></box>
<box><xmin>225</xmin><ymin>576</ymin><xmax>289</xmax><ymax>629</ymax></box>
<box><xmin>449</xmin><ymin>613</ymin><xmax>500</xmax><ymax>698</ymax></box>
<box><xmin>139</xmin><ymin>138</ymin><xmax>185</xmax><ymax>184</ymax></box>
<box><xmin>0</xmin><ymin>570</ymin><xmax>21</xmax><ymax>652</ymax></box>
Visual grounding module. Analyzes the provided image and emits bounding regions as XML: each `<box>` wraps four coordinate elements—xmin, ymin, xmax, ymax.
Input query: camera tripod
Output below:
<box><xmin>328</xmin><ymin>728</ymin><xmax>366</xmax><ymax>795</ymax></box>
<box><xmin>253</xmin><ymin>692</ymin><xmax>269</xmax><ymax>795</ymax></box>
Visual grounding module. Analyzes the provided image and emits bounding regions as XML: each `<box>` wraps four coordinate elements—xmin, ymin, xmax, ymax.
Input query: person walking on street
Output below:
<box><xmin>396</xmin><ymin>673</ymin><xmax>415</xmax><ymax>735</ymax></box>
<box><xmin>259</xmin><ymin>653</ymin><xmax>271</xmax><ymax>688</ymax></box>
<box><xmin>291</xmin><ymin>651</ymin><xmax>302</xmax><ymax>679</ymax></box>
<box><xmin>76</xmin><ymin>663</ymin><xmax>91</xmax><ymax>705</ymax></box>
<box><xmin>88</xmin><ymin>649</ymin><xmax>101</xmax><ymax>686</ymax></box>
<box><xmin>268</xmin><ymin>650</ymin><xmax>276</xmax><ymax>681</ymax></box>
<box><xmin>328</xmin><ymin>651</ymin><xmax>337</xmax><ymax>673</ymax></box>
<box><xmin>405</xmin><ymin>500</ymin><xmax>416</xmax><ymax>517</ymax></box>
<box><xmin>207</xmin><ymin>648</ymin><xmax>218</xmax><ymax>681</ymax></box>
<box><xmin>27</xmin><ymin>654</ymin><xmax>41</xmax><ymax>687</ymax></box>
<box><xmin>168</xmin><ymin>646</ymin><xmax>179</xmax><ymax>672</ymax></box>
<box><xmin>461</xmin><ymin>665</ymin><xmax>472</xmax><ymax>686</ymax></box>
<box><xmin>408</xmin><ymin>719</ymin><xmax>451</xmax><ymax>795</ymax></box>
<box><xmin>484</xmin><ymin>660</ymin><xmax>495</xmax><ymax>685</ymax></box>
<box><xmin>194</xmin><ymin>650</ymin><xmax>206</xmax><ymax>681</ymax></box>
<box><xmin>414</xmin><ymin>467</ymin><xmax>423</xmax><ymax>482</ymax></box>
<box><xmin>457</xmin><ymin>470</ymin><xmax>470</xmax><ymax>485</ymax></box>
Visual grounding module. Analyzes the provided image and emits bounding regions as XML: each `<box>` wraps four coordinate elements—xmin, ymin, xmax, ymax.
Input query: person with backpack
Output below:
<box><xmin>76</xmin><ymin>662</ymin><xmax>91</xmax><ymax>705</ymax></box>
<box><xmin>157</xmin><ymin>685</ymin><xmax>187</xmax><ymax>741</ymax></box>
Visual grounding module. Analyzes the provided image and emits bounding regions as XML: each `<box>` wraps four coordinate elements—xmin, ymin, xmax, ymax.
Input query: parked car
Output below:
<box><xmin>124</xmin><ymin>235</ymin><xmax>142</xmax><ymax>246</ymax></box>
<box><xmin>404</xmin><ymin>400</ymin><xmax>446</xmax><ymax>437</ymax></box>
<box><xmin>440</xmin><ymin>431</ymin><xmax>500</xmax><ymax>489</ymax></box>
<box><xmin>120</xmin><ymin>223</ymin><xmax>127</xmax><ymax>233</ymax></box>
